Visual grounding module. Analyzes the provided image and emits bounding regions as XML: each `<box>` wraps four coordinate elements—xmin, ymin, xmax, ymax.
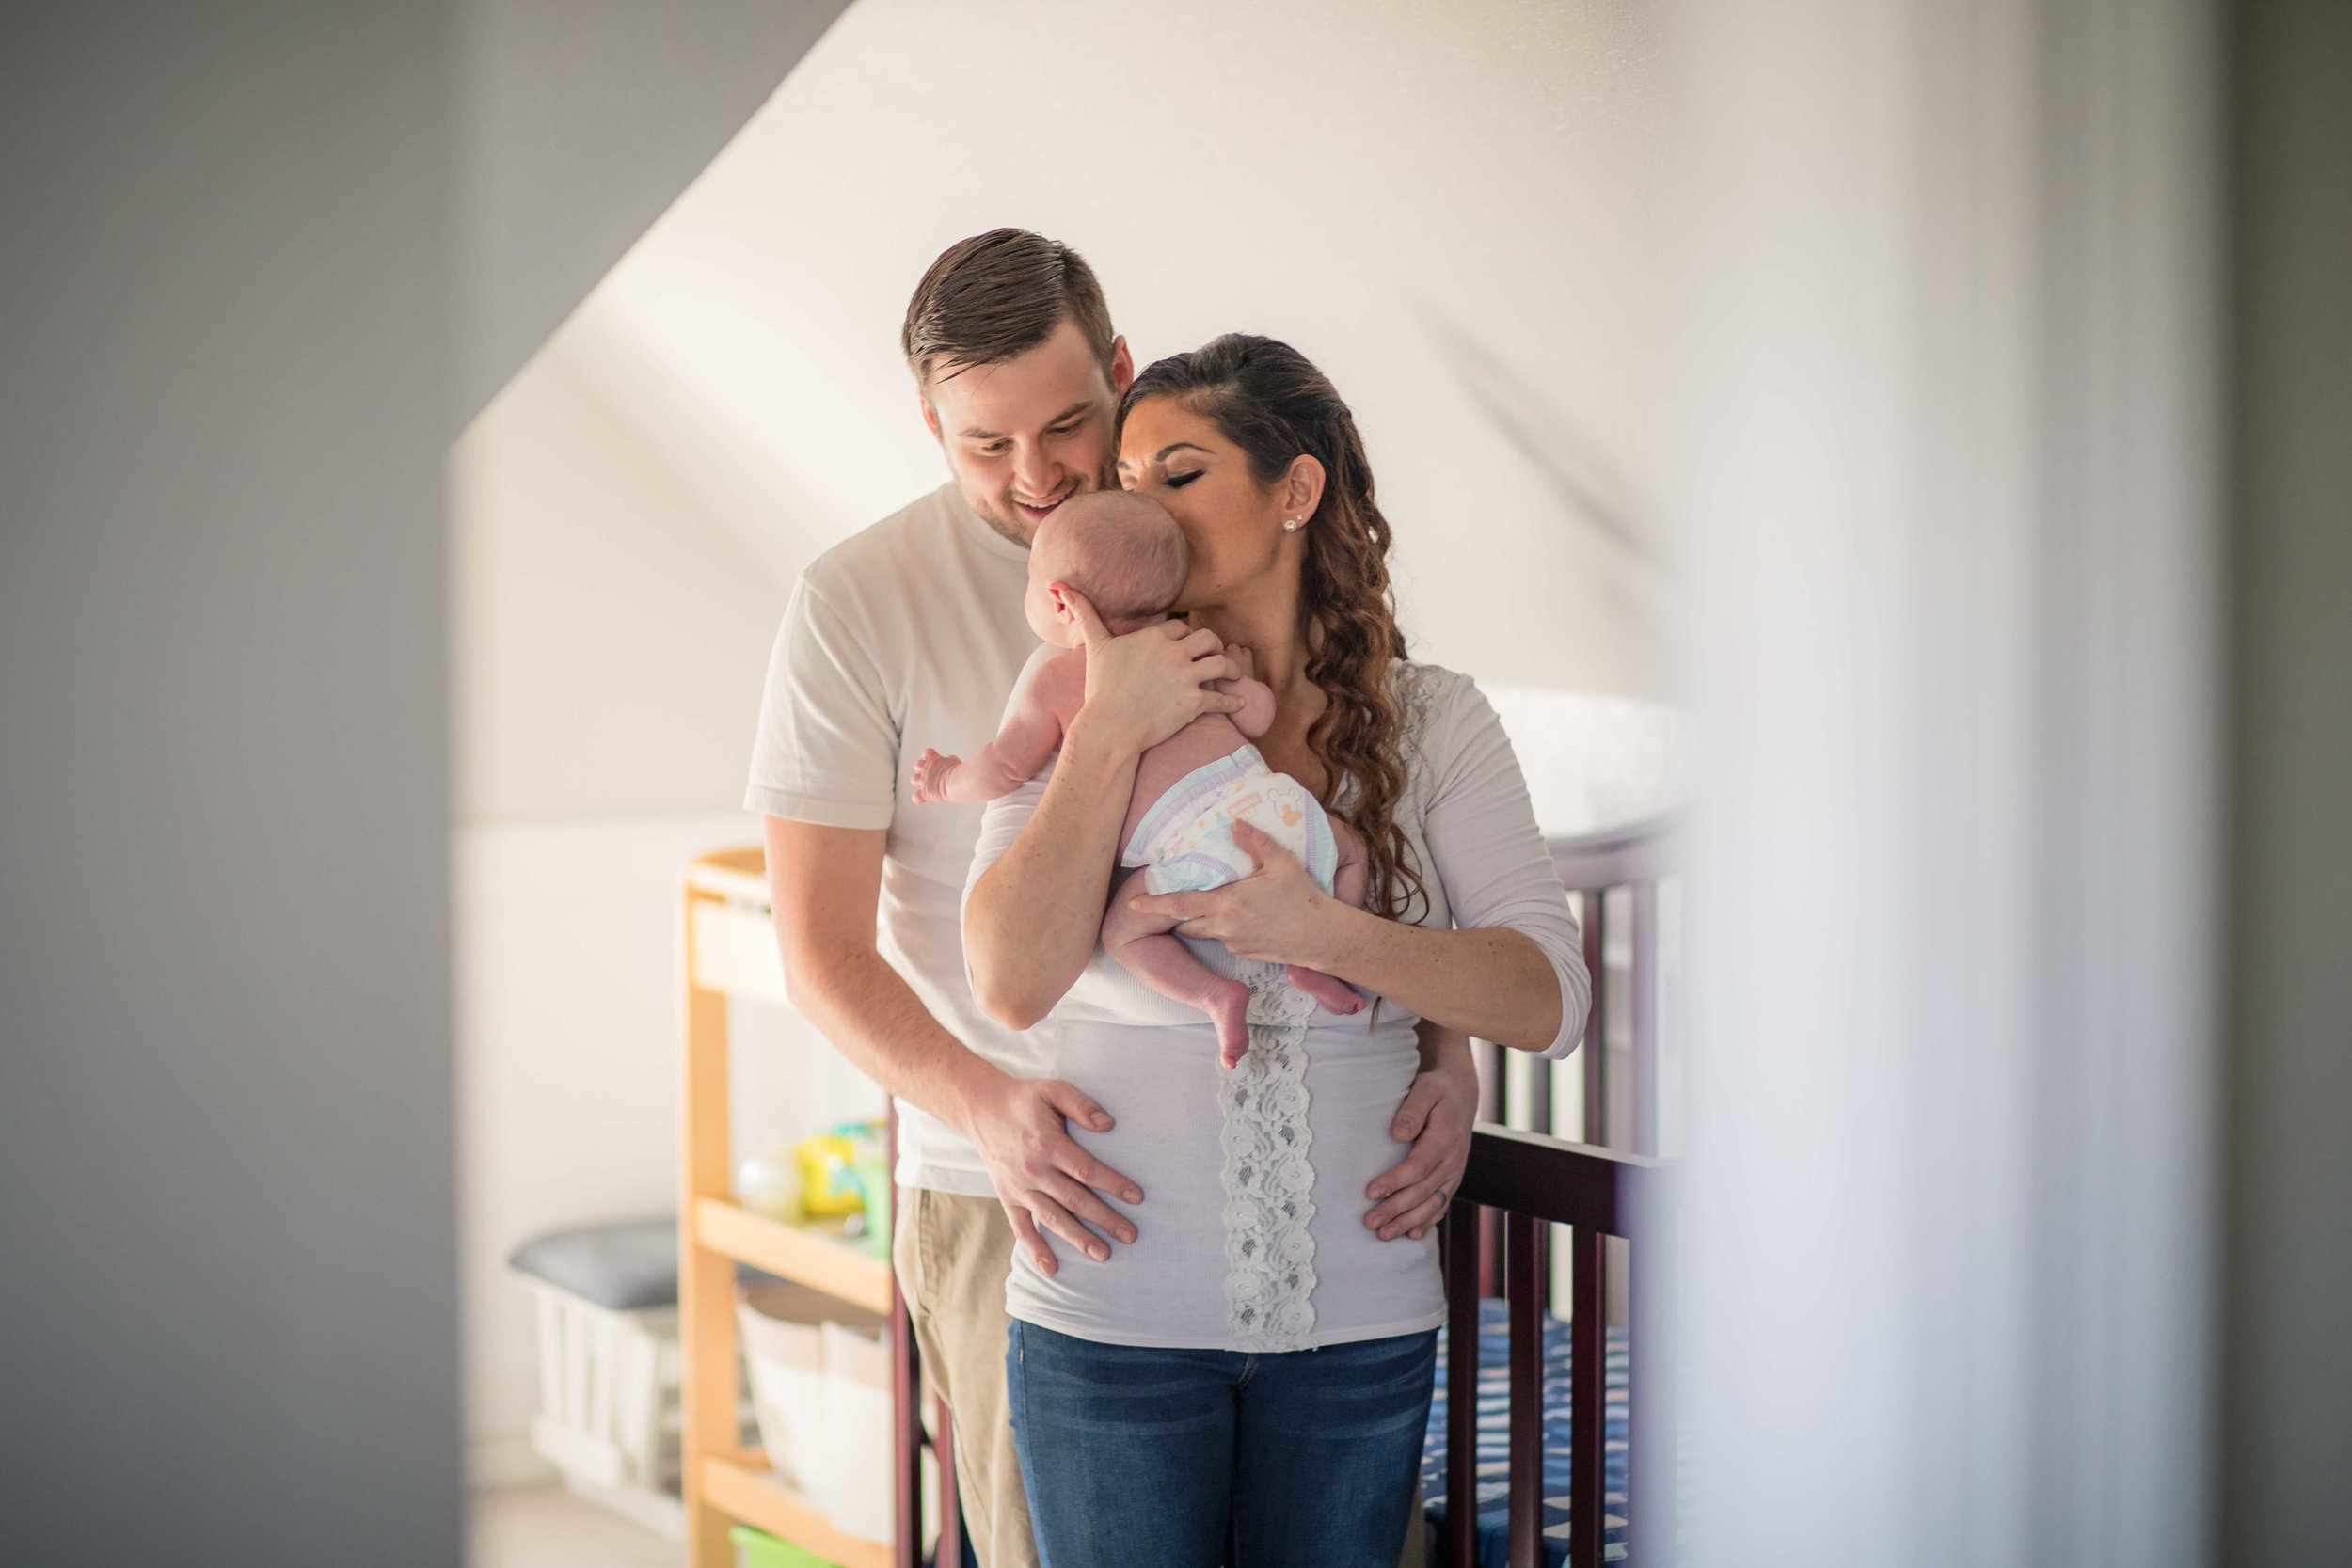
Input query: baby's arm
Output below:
<box><xmin>1211</xmin><ymin>644</ymin><xmax>1278</xmax><ymax>739</ymax></box>
<box><xmin>913</xmin><ymin>654</ymin><xmax>1078</xmax><ymax>804</ymax></box>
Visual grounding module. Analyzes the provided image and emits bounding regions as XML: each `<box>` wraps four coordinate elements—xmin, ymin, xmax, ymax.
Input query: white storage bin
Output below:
<box><xmin>818</xmin><ymin>1319</ymin><xmax>895</xmax><ymax>1543</ymax></box>
<box><xmin>508</xmin><ymin>1217</ymin><xmax>694</xmax><ymax>1539</ymax></box>
<box><xmin>738</xmin><ymin>1282</ymin><xmax>892</xmax><ymax>1542</ymax></box>
<box><xmin>523</xmin><ymin>1283</ymin><xmax>684</xmax><ymax>1538</ymax></box>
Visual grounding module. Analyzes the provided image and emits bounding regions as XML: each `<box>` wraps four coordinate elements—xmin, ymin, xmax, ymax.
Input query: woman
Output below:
<box><xmin>963</xmin><ymin>334</ymin><xmax>1589</xmax><ymax>1566</ymax></box>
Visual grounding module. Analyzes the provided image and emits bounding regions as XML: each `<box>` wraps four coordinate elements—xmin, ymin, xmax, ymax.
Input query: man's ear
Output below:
<box><xmin>918</xmin><ymin>392</ymin><xmax>941</xmax><ymax>441</ymax></box>
<box><xmin>1282</xmin><ymin>454</ymin><xmax>1327</xmax><ymax>524</ymax></box>
<box><xmin>1108</xmin><ymin>335</ymin><xmax>1135</xmax><ymax>396</ymax></box>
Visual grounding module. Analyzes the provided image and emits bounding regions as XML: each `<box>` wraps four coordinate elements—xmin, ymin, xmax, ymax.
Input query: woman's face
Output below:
<box><xmin>1117</xmin><ymin>395</ymin><xmax>1293</xmax><ymax>613</ymax></box>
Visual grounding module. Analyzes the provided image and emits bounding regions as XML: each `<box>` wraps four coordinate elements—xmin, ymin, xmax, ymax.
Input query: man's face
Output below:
<box><xmin>922</xmin><ymin>316</ymin><xmax>1133</xmax><ymax>545</ymax></box>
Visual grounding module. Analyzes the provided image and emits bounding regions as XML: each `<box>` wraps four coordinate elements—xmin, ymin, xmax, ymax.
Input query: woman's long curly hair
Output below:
<box><xmin>1119</xmin><ymin>334</ymin><xmax>1428</xmax><ymax>925</ymax></box>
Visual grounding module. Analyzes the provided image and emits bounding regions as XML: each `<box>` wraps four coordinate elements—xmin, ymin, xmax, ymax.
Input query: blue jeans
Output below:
<box><xmin>1006</xmin><ymin>1320</ymin><xmax>1438</xmax><ymax>1568</ymax></box>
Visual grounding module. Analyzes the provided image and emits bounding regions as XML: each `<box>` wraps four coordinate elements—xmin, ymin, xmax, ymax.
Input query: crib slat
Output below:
<box><xmin>1528</xmin><ymin>1044</ymin><xmax>1554</xmax><ymax>1137</ymax></box>
<box><xmin>1506</xmin><ymin>1212</ymin><xmax>1549</xmax><ymax>1568</ymax></box>
<box><xmin>1476</xmin><ymin>1040</ymin><xmax>1505</xmax><ymax>1297</ymax></box>
<box><xmin>1581</xmin><ymin>890</ymin><xmax>1608</xmax><ymax>1147</ymax></box>
<box><xmin>1528</xmin><ymin>1035</ymin><xmax>1559</xmax><ymax>1315</ymax></box>
<box><xmin>1570</xmin><ymin>1226</ymin><xmax>1606</xmax><ymax>1568</ymax></box>
<box><xmin>888</xmin><ymin>1117</ymin><xmax>921</xmax><ymax>1568</ymax></box>
<box><xmin>1443</xmin><ymin>1202</ymin><xmax>1482</xmax><ymax>1568</ymax></box>
<box><xmin>1630</xmin><ymin>880</ymin><xmax>1660</xmax><ymax>1157</ymax></box>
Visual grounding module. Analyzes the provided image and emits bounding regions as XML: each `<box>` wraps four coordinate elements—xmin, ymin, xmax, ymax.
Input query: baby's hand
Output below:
<box><xmin>912</xmin><ymin>748</ymin><xmax>961</xmax><ymax>804</ymax></box>
<box><xmin>1227</xmin><ymin>644</ymin><xmax>1255</xmax><ymax>682</ymax></box>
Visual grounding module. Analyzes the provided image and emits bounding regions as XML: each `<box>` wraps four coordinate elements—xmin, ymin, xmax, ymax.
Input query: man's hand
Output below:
<box><xmin>1366</xmin><ymin>1060</ymin><xmax>1478</xmax><ymax>1241</ymax></box>
<box><xmin>1057</xmin><ymin>586</ymin><xmax>1244</xmax><ymax>754</ymax></box>
<box><xmin>954</xmin><ymin>1060</ymin><xmax>1144</xmax><ymax>1275</ymax></box>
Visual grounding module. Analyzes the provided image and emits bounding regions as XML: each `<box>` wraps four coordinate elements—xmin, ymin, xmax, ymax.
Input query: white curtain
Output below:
<box><xmin>1660</xmin><ymin>3</ymin><xmax>2223</xmax><ymax>1564</ymax></box>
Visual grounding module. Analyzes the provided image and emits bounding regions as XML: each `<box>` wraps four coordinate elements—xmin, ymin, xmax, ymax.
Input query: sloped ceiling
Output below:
<box><xmin>457</xmin><ymin>0</ymin><xmax>852</xmax><ymax>421</ymax></box>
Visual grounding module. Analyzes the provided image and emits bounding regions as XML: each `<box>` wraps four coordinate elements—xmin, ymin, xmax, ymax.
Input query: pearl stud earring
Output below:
<box><xmin>1282</xmin><ymin>516</ymin><xmax>1303</xmax><ymax>532</ymax></box>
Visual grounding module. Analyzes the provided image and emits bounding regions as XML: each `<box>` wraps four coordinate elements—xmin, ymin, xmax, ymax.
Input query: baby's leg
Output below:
<box><xmin>1285</xmin><ymin>817</ymin><xmax>1369</xmax><ymax>1015</ymax></box>
<box><xmin>1102</xmin><ymin>866</ymin><xmax>1253</xmax><ymax>1068</ymax></box>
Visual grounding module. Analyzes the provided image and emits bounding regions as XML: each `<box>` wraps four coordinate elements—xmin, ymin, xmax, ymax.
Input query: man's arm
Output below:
<box><xmin>761</xmin><ymin>816</ymin><xmax>1143</xmax><ymax>1270</ymax></box>
<box><xmin>1363</xmin><ymin>1019</ymin><xmax>1481</xmax><ymax>1241</ymax></box>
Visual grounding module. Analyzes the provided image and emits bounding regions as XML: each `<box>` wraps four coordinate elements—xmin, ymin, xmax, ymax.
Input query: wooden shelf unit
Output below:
<box><xmin>699</xmin><ymin>1450</ymin><xmax>892</xmax><ymax>1568</ymax></box>
<box><xmin>679</xmin><ymin>845</ymin><xmax>916</xmax><ymax>1568</ymax></box>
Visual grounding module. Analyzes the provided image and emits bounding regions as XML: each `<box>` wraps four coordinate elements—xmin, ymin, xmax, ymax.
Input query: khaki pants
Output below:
<box><xmin>895</xmin><ymin>1186</ymin><xmax>1037</xmax><ymax>1568</ymax></box>
<box><xmin>894</xmin><ymin>1185</ymin><xmax>1430</xmax><ymax>1568</ymax></box>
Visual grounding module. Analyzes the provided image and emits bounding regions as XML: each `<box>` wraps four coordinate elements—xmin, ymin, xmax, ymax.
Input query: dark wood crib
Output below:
<box><xmin>1435</xmin><ymin>815</ymin><xmax>1682</xmax><ymax>1568</ymax></box>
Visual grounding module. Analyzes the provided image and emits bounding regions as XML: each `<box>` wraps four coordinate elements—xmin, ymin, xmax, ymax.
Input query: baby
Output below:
<box><xmin>914</xmin><ymin>489</ymin><xmax>1367</xmax><ymax>1068</ymax></box>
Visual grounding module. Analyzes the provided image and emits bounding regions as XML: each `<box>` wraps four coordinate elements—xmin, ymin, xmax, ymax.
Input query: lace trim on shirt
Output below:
<box><xmin>1218</xmin><ymin>958</ymin><xmax>1320</xmax><ymax>1352</ymax></box>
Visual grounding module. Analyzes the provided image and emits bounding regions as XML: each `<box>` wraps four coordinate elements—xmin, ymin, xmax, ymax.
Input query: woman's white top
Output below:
<box><xmin>962</xmin><ymin>660</ymin><xmax>1589</xmax><ymax>1352</ymax></box>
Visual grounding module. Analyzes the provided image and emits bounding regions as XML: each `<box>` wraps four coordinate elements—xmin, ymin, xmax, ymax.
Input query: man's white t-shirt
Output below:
<box><xmin>744</xmin><ymin>483</ymin><xmax>1046</xmax><ymax>1196</ymax></box>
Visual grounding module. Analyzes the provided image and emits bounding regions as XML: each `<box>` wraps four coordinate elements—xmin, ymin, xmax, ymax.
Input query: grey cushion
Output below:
<box><xmin>506</xmin><ymin>1214</ymin><xmax>787</xmax><ymax>1310</ymax></box>
<box><xmin>507</xmin><ymin>1216</ymin><xmax>681</xmax><ymax>1310</ymax></box>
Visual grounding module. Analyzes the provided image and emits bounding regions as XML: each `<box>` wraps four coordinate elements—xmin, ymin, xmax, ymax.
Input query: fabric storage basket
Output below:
<box><xmin>818</xmin><ymin>1319</ymin><xmax>894</xmax><ymax>1542</ymax></box>
<box><xmin>738</xmin><ymin>1282</ymin><xmax>891</xmax><ymax>1541</ymax></box>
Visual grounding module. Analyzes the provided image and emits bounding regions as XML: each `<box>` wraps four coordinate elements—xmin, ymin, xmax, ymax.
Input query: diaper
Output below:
<box><xmin>1121</xmin><ymin>743</ymin><xmax>1340</xmax><ymax>897</ymax></box>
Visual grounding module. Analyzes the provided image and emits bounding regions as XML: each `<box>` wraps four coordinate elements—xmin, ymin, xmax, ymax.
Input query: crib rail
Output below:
<box><xmin>1442</xmin><ymin>815</ymin><xmax>1683</xmax><ymax>1568</ymax></box>
<box><xmin>1475</xmin><ymin>815</ymin><xmax>1682</xmax><ymax>1300</ymax></box>
<box><xmin>1443</xmin><ymin>1127</ymin><xmax>1676</xmax><ymax>1568</ymax></box>
<box><xmin>1550</xmin><ymin>810</ymin><xmax>1683</xmax><ymax>1158</ymax></box>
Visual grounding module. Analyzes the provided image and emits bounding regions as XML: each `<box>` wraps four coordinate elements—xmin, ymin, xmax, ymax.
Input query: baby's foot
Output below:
<box><xmin>1285</xmin><ymin>965</ymin><xmax>1364</xmax><ymax>1016</ymax></box>
<box><xmin>1205</xmin><ymin>979</ymin><xmax>1251</xmax><ymax>1069</ymax></box>
<box><xmin>911</xmin><ymin>748</ymin><xmax>960</xmax><ymax>803</ymax></box>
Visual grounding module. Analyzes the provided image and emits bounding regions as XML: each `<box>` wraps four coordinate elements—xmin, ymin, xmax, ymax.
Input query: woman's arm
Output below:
<box><xmin>964</xmin><ymin>594</ymin><xmax>1242</xmax><ymax>1030</ymax></box>
<box><xmin>1310</xmin><ymin>896</ymin><xmax>1569</xmax><ymax>1052</ymax></box>
<box><xmin>1127</xmin><ymin>676</ymin><xmax>1590</xmax><ymax>1055</ymax></box>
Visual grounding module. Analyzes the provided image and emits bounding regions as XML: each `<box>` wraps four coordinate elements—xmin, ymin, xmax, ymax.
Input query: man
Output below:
<box><xmin>747</xmin><ymin>229</ymin><xmax>1474</xmax><ymax>1568</ymax></box>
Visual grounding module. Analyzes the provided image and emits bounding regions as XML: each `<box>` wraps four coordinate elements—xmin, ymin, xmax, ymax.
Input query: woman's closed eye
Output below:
<box><xmin>1164</xmin><ymin>469</ymin><xmax>1203</xmax><ymax>489</ymax></box>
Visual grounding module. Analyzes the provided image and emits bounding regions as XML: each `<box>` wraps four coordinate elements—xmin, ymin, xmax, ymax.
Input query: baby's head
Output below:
<box><xmin>1025</xmin><ymin>489</ymin><xmax>1189</xmax><ymax>647</ymax></box>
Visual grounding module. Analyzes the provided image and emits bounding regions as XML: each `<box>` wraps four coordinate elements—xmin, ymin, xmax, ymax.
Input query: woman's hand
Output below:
<box><xmin>1057</xmin><ymin>586</ymin><xmax>1244</xmax><ymax>756</ymax></box>
<box><xmin>1125</xmin><ymin>820</ymin><xmax>1355</xmax><ymax>968</ymax></box>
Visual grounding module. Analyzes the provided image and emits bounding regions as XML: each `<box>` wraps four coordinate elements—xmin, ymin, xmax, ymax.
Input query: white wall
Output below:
<box><xmin>451</xmin><ymin>339</ymin><xmax>884</xmax><ymax>1481</ymax></box>
<box><xmin>453</xmin><ymin>0</ymin><xmax>1677</xmax><ymax>1480</ymax></box>
<box><xmin>560</xmin><ymin>0</ymin><xmax>1671</xmax><ymax>705</ymax></box>
<box><xmin>3</xmin><ymin>10</ymin><xmax>462</xmax><ymax>1563</ymax></box>
<box><xmin>453</xmin><ymin>812</ymin><xmax>880</xmax><ymax>1482</ymax></box>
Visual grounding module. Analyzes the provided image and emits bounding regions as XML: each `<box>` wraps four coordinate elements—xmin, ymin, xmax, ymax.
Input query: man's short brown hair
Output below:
<box><xmin>900</xmin><ymin>228</ymin><xmax>1116</xmax><ymax>387</ymax></box>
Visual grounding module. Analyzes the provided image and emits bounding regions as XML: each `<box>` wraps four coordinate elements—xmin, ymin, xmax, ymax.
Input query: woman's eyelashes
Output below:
<box><xmin>1164</xmin><ymin>469</ymin><xmax>1203</xmax><ymax>489</ymax></box>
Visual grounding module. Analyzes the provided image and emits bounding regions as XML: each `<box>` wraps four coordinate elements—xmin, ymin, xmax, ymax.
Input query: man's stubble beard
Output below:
<box><xmin>966</xmin><ymin>461</ymin><xmax>1120</xmax><ymax>550</ymax></box>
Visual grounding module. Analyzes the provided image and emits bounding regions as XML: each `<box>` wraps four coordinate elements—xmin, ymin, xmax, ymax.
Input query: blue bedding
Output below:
<box><xmin>1421</xmin><ymin>1298</ymin><xmax>1631</xmax><ymax>1567</ymax></box>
